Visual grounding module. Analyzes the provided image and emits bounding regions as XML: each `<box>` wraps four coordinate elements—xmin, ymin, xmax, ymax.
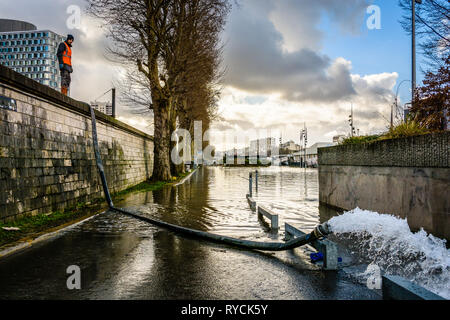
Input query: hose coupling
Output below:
<box><xmin>313</xmin><ymin>222</ymin><xmax>331</xmax><ymax>239</ymax></box>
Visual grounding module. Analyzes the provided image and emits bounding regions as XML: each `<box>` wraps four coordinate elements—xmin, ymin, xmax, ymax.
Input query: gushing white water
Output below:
<box><xmin>328</xmin><ymin>208</ymin><xmax>450</xmax><ymax>299</ymax></box>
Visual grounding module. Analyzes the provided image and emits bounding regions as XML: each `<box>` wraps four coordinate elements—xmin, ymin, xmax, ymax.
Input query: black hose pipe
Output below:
<box><xmin>89</xmin><ymin>105</ymin><xmax>332</xmax><ymax>252</ymax></box>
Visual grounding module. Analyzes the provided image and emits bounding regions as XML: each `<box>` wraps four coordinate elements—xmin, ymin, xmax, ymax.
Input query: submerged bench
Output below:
<box><xmin>257</xmin><ymin>206</ymin><xmax>279</xmax><ymax>231</ymax></box>
<box><xmin>285</xmin><ymin>222</ymin><xmax>338</xmax><ymax>270</ymax></box>
<box><xmin>382</xmin><ymin>275</ymin><xmax>446</xmax><ymax>300</ymax></box>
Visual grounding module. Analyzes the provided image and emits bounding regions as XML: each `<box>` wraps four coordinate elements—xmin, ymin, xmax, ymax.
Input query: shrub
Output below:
<box><xmin>410</xmin><ymin>55</ymin><xmax>449</xmax><ymax>131</ymax></box>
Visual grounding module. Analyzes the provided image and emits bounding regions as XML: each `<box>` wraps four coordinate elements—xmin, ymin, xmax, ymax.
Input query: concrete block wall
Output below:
<box><xmin>319</xmin><ymin>132</ymin><xmax>449</xmax><ymax>168</ymax></box>
<box><xmin>318</xmin><ymin>134</ymin><xmax>450</xmax><ymax>240</ymax></box>
<box><xmin>0</xmin><ymin>65</ymin><xmax>153</xmax><ymax>221</ymax></box>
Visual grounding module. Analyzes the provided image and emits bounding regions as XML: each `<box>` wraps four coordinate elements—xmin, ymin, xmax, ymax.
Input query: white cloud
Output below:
<box><xmin>117</xmin><ymin>116</ymin><xmax>153</xmax><ymax>135</ymax></box>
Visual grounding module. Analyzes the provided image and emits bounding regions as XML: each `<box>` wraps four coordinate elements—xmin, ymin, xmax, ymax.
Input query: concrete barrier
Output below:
<box><xmin>257</xmin><ymin>206</ymin><xmax>279</xmax><ymax>231</ymax></box>
<box><xmin>0</xmin><ymin>65</ymin><xmax>154</xmax><ymax>221</ymax></box>
<box><xmin>248</xmin><ymin>172</ymin><xmax>253</xmax><ymax>197</ymax></box>
<box><xmin>285</xmin><ymin>223</ymin><xmax>338</xmax><ymax>270</ymax></box>
<box><xmin>382</xmin><ymin>275</ymin><xmax>446</xmax><ymax>300</ymax></box>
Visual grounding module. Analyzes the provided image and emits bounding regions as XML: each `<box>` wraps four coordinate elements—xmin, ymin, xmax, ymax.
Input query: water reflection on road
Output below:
<box><xmin>0</xmin><ymin>167</ymin><xmax>380</xmax><ymax>300</ymax></box>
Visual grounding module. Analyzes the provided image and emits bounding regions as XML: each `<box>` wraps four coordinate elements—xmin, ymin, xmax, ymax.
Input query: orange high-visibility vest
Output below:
<box><xmin>62</xmin><ymin>42</ymin><xmax>72</xmax><ymax>66</ymax></box>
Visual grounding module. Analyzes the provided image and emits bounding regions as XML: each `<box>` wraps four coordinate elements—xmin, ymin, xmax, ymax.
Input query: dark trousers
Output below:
<box><xmin>61</xmin><ymin>69</ymin><xmax>71</xmax><ymax>88</ymax></box>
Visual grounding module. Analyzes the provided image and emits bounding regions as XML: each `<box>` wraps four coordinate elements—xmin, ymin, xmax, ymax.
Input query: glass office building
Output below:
<box><xmin>0</xmin><ymin>19</ymin><xmax>64</xmax><ymax>90</ymax></box>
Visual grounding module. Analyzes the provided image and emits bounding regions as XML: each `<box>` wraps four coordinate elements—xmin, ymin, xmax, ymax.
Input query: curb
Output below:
<box><xmin>0</xmin><ymin>211</ymin><xmax>103</xmax><ymax>260</ymax></box>
<box><xmin>174</xmin><ymin>168</ymin><xmax>198</xmax><ymax>186</ymax></box>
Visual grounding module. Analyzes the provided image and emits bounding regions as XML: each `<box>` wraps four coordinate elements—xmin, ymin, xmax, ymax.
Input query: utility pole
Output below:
<box><xmin>349</xmin><ymin>103</ymin><xmax>355</xmax><ymax>137</ymax></box>
<box><xmin>412</xmin><ymin>0</ymin><xmax>422</xmax><ymax>105</ymax></box>
<box><xmin>395</xmin><ymin>80</ymin><xmax>411</xmax><ymax>124</ymax></box>
<box><xmin>390</xmin><ymin>102</ymin><xmax>394</xmax><ymax>130</ymax></box>
<box><xmin>111</xmin><ymin>88</ymin><xmax>116</xmax><ymax>118</ymax></box>
<box><xmin>298</xmin><ymin>130</ymin><xmax>302</xmax><ymax>167</ymax></box>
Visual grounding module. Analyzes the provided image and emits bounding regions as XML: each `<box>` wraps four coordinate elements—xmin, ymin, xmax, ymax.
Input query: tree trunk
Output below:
<box><xmin>152</xmin><ymin>99</ymin><xmax>172</xmax><ymax>181</ymax></box>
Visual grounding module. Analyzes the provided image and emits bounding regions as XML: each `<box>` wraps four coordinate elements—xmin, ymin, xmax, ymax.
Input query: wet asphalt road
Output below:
<box><xmin>0</xmin><ymin>167</ymin><xmax>380</xmax><ymax>300</ymax></box>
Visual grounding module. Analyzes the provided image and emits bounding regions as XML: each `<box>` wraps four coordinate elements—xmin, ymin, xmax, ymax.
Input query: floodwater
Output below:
<box><xmin>0</xmin><ymin>167</ymin><xmax>380</xmax><ymax>300</ymax></box>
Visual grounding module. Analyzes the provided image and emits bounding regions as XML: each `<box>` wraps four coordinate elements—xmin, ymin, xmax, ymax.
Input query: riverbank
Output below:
<box><xmin>222</xmin><ymin>164</ymin><xmax>271</xmax><ymax>168</ymax></box>
<box><xmin>318</xmin><ymin>131</ymin><xmax>449</xmax><ymax>241</ymax></box>
<box><xmin>0</xmin><ymin>170</ymin><xmax>194</xmax><ymax>251</ymax></box>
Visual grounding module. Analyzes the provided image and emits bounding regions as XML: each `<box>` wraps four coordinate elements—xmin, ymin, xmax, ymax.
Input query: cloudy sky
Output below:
<box><xmin>1</xmin><ymin>0</ymin><xmax>424</xmax><ymax>150</ymax></box>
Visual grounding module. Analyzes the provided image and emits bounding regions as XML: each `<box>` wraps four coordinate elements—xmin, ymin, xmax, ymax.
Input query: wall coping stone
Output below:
<box><xmin>318</xmin><ymin>132</ymin><xmax>449</xmax><ymax>168</ymax></box>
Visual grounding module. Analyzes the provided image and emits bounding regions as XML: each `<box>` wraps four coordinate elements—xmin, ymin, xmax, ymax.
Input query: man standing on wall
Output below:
<box><xmin>57</xmin><ymin>34</ymin><xmax>74</xmax><ymax>96</ymax></box>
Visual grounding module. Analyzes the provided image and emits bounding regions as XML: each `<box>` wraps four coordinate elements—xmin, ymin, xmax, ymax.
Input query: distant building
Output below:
<box><xmin>444</xmin><ymin>109</ymin><xmax>449</xmax><ymax>131</ymax></box>
<box><xmin>90</xmin><ymin>101</ymin><xmax>113</xmax><ymax>116</ymax></box>
<box><xmin>293</xmin><ymin>142</ymin><xmax>336</xmax><ymax>167</ymax></box>
<box><xmin>280</xmin><ymin>140</ymin><xmax>301</xmax><ymax>153</ymax></box>
<box><xmin>333</xmin><ymin>135</ymin><xmax>346</xmax><ymax>144</ymax></box>
<box><xmin>0</xmin><ymin>19</ymin><xmax>64</xmax><ymax>91</ymax></box>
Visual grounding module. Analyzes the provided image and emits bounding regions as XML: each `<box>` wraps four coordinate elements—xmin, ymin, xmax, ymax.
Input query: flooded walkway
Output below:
<box><xmin>0</xmin><ymin>167</ymin><xmax>380</xmax><ymax>300</ymax></box>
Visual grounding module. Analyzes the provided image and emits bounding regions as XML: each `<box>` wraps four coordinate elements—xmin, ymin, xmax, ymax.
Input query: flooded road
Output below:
<box><xmin>0</xmin><ymin>167</ymin><xmax>380</xmax><ymax>300</ymax></box>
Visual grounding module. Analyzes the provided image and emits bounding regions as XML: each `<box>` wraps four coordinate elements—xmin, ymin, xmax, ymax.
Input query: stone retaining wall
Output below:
<box><xmin>318</xmin><ymin>133</ymin><xmax>450</xmax><ymax>240</ymax></box>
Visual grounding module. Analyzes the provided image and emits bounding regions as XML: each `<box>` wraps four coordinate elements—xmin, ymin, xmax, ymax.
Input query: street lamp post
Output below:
<box><xmin>393</xmin><ymin>79</ymin><xmax>411</xmax><ymax>126</ymax></box>
<box><xmin>112</xmin><ymin>88</ymin><xmax>116</xmax><ymax>118</ymax></box>
<box><xmin>299</xmin><ymin>130</ymin><xmax>302</xmax><ymax>167</ymax></box>
<box><xmin>412</xmin><ymin>0</ymin><xmax>422</xmax><ymax>104</ymax></box>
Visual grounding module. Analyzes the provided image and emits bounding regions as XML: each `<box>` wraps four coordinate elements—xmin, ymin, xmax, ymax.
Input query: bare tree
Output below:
<box><xmin>411</xmin><ymin>54</ymin><xmax>449</xmax><ymax>130</ymax></box>
<box><xmin>86</xmin><ymin>0</ymin><xmax>231</xmax><ymax>181</ymax></box>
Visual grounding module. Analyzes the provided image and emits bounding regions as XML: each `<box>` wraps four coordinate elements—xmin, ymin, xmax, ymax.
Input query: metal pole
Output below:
<box><xmin>395</xmin><ymin>80</ymin><xmax>410</xmax><ymax>123</ymax></box>
<box><xmin>412</xmin><ymin>0</ymin><xmax>416</xmax><ymax>105</ymax></box>
<box><xmin>304</xmin><ymin>143</ymin><xmax>306</xmax><ymax>168</ymax></box>
<box><xmin>89</xmin><ymin>104</ymin><xmax>114</xmax><ymax>208</ymax></box>
<box><xmin>255</xmin><ymin>170</ymin><xmax>258</xmax><ymax>192</ymax></box>
<box><xmin>299</xmin><ymin>130</ymin><xmax>303</xmax><ymax>167</ymax></box>
<box><xmin>112</xmin><ymin>88</ymin><xmax>116</xmax><ymax>118</ymax></box>
<box><xmin>351</xmin><ymin>103</ymin><xmax>354</xmax><ymax>137</ymax></box>
<box><xmin>390</xmin><ymin>102</ymin><xmax>394</xmax><ymax>130</ymax></box>
<box><xmin>249</xmin><ymin>172</ymin><xmax>253</xmax><ymax>198</ymax></box>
